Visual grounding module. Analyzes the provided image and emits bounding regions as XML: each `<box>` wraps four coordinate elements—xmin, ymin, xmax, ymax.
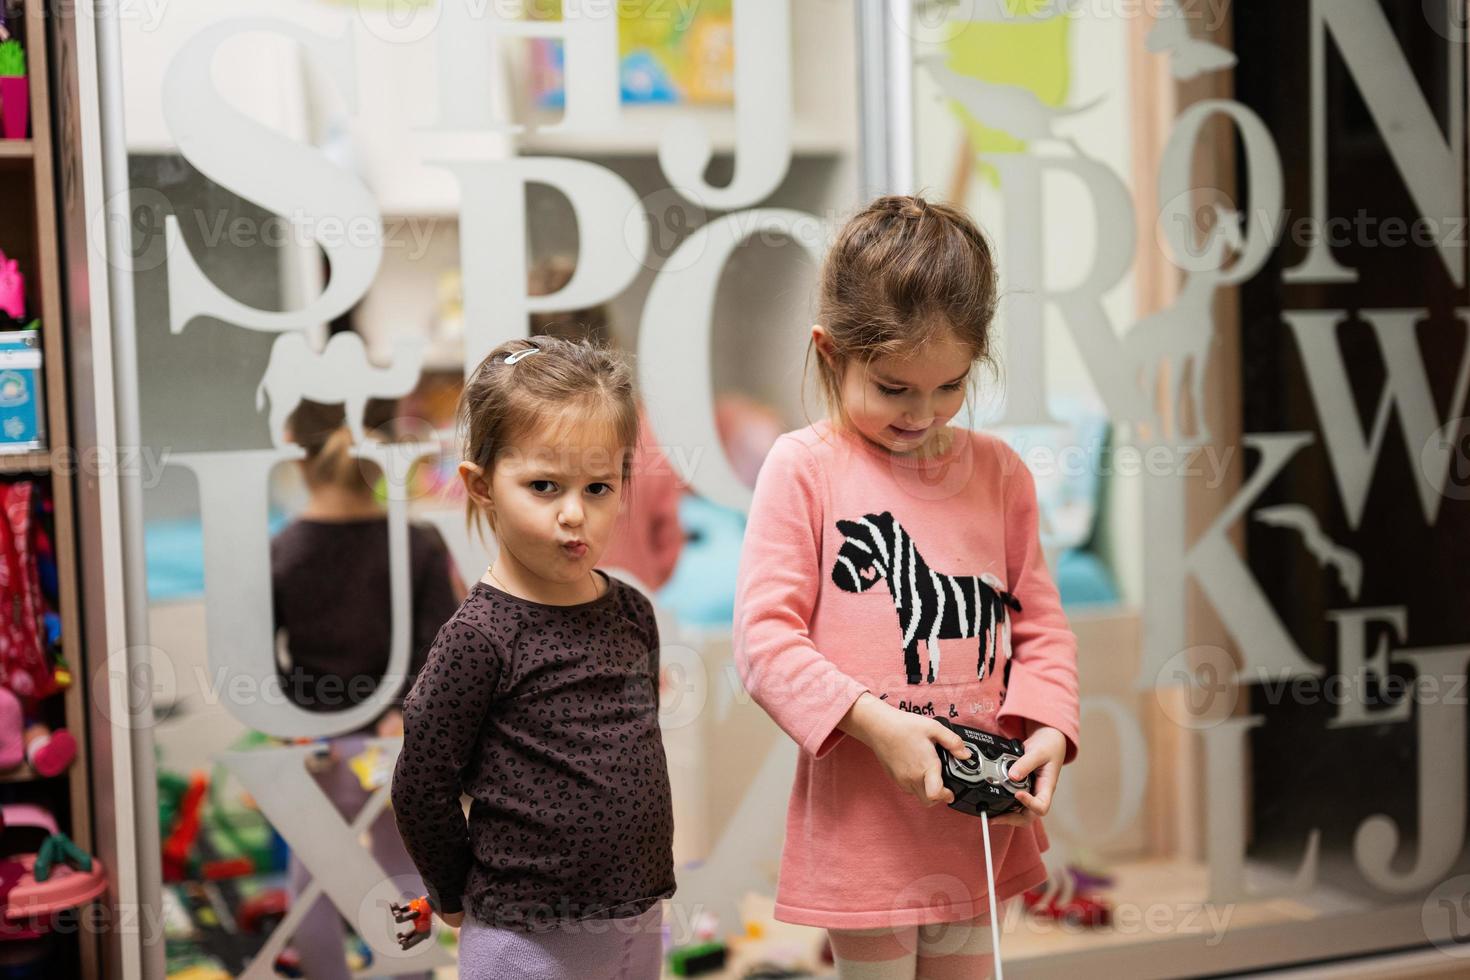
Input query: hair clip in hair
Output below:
<box><xmin>505</xmin><ymin>347</ymin><xmax>541</xmax><ymax>365</ymax></box>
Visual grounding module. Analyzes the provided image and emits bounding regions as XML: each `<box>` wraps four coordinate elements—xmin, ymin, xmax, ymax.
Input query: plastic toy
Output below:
<box><xmin>0</xmin><ymin>38</ymin><xmax>25</xmax><ymax>140</ymax></box>
<box><xmin>668</xmin><ymin>940</ymin><xmax>728</xmax><ymax>976</ymax></box>
<box><xmin>933</xmin><ymin>719</ymin><xmax>1032</xmax><ymax>819</ymax></box>
<box><xmin>932</xmin><ymin>720</ymin><xmax>1036</xmax><ymax>979</ymax></box>
<box><xmin>0</xmin><ymin>803</ymin><xmax>108</xmax><ymax>923</ymax></box>
<box><xmin>390</xmin><ymin>895</ymin><xmax>433</xmax><ymax>950</ymax></box>
<box><xmin>0</xmin><ymin>483</ymin><xmax>76</xmax><ymax>779</ymax></box>
<box><xmin>1022</xmin><ymin>883</ymin><xmax>1112</xmax><ymax>927</ymax></box>
<box><xmin>348</xmin><ymin>742</ymin><xmax>392</xmax><ymax>791</ymax></box>
<box><xmin>0</xmin><ymin>250</ymin><xmax>23</xmax><ymax>319</ymax></box>
<box><xmin>236</xmin><ymin>888</ymin><xmax>287</xmax><ymax>935</ymax></box>
<box><xmin>33</xmin><ymin>832</ymin><xmax>92</xmax><ymax>881</ymax></box>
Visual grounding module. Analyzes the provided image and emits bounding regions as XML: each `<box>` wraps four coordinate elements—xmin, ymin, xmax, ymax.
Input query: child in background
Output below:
<box><xmin>391</xmin><ymin>336</ymin><xmax>675</xmax><ymax>980</ymax></box>
<box><xmin>734</xmin><ymin>195</ymin><xmax>1080</xmax><ymax>979</ymax></box>
<box><xmin>271</xmin><ymin>396</ymin><xmax>463</xmax><ymax>980</ymax></box>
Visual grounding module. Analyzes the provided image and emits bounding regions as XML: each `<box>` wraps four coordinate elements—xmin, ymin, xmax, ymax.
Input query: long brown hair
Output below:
<box><xmin>805</xmin><ymin>194</ymin><xmax>1000</xmax><ymax>428</ymax></box>
<box><xmin>457</xmin><ymin>335</ymin><xmax>641</xmax><ymax>543</ymax></box>
<box><xmin>286</xmin><ymin>398</ymin><xmax>398</xmax><ymax>495</ymax></box>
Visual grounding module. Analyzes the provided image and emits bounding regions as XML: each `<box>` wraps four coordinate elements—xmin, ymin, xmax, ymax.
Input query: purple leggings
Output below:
<box><xmin>286</xmin><ymin>734</ymin><xmax>430</xmax><ymax>980</ymax></box>
<box><xmin>457</xmin><ymin>903</ymin><xmax>664</xmax><ymax>980</ymax></box>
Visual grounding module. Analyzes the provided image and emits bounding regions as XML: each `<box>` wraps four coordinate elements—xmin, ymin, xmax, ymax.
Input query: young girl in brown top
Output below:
<box><xmin>392</xmin><ymin>336</ymin><xmax>675</xmax><ymax>979</ymax></box>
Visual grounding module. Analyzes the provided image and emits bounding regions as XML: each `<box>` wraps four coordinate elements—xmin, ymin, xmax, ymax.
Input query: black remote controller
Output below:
<box><xmin>934</xmin><ymin>719</ymin><xmax>1032</xmax><ymax>819</ymax></box>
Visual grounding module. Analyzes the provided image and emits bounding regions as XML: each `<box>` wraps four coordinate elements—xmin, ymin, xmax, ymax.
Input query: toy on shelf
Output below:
<box><xmin>0</xmin><ymin>250</ymin><xmax>24</xmax><ymax>321</ymax></box>
<box><xmin>0</xmin><ymin>36</ymin><xmax>25</xmax><ymax>141</ymax></box>
<box><xmin>0</xmin><ymin>482</ymin><xmax>75</xmax><ymax>778</ymax></box>
<box><xmin>0</xmin><ymin>802</ymin><xmax>108</xmax><ymax>933</ymax></box>
<box><xmin>0</xmin><ymin>328</ymin><xmax>45</xmax><ymax>452</ymax></box>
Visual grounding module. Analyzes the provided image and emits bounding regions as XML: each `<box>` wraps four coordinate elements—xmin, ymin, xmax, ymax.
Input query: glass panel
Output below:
<box><xmin>105</xmin><ymin>0</ymin><xmax>1470</xmax><ymax>975</ymax></box>
<box><xmin>111</xmin><ymin>1</ymin><xmax>862</xmax><ymax>975</ymax></box>
<box><xmin>907</xmin><ymin>0</ymin><xmax>1469</xmax><ymax>974</ymax></box>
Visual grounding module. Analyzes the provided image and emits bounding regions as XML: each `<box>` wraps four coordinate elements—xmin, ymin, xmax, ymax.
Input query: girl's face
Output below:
<box><xmin>816</xmin><ymin>325</ymin><xmax>974</xmax><ymax>456</ymax></box>
<box><xmin>462</xmin><ymin>416</ymin><xmax>626</xmax><ymax>593</ymax></box>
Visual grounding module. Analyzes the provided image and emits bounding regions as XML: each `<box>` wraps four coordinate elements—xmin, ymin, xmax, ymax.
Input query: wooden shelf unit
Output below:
<box><xmin>0</xmin><ymin>1</ymin><xmax>98</xmax><ymax>976</ymax></box>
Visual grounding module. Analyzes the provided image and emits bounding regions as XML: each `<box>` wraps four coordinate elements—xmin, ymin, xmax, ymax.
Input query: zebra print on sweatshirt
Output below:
<box><xmin>831</xmin><ymin>511</ymin><xmax>1022</xmax><ymax>685</ymax></box>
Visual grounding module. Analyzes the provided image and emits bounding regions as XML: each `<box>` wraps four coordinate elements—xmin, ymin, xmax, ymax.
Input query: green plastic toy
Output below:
<box><xmin>0</xmin><ymin>40</ymin><xmax>24</xmax><ymax>77</ymax></box>
<box><xmin>34</xmin><ymin>832</ymin><xmax>93</xmax><ymax>882</ymax></box>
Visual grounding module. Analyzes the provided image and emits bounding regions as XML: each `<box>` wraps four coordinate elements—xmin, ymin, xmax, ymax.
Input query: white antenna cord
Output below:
<box><xmin>981</xmin><ymin>812</ymin><xmax>1004</xmax><ymax>980</ymax></box>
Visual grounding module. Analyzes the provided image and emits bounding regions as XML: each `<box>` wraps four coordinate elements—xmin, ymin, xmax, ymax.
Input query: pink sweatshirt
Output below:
<box><xmin>734</xmin><ymin>418</ymin><xmax>1080</xmax><ymax>930</ymax></box>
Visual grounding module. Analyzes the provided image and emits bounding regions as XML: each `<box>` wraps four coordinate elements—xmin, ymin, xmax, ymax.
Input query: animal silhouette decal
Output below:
<box><xmin>256</xmin><ymin>331</ymin><xmax>426</xmax><ymax>447</ymax></box>
<box><xmin>831</xmin><ymin>512</ymin><xmax>1021</xmax><ymax>686</ymax></box>
<box><xmin>1146</xmin><ymin>0</ymin><xmax>1237</xmax><ymax>80</ymax></box>
<box><xmin>1125</xmin><ymin>202</ymin><xmax>1244</xmax><ymax>443</ymax></box>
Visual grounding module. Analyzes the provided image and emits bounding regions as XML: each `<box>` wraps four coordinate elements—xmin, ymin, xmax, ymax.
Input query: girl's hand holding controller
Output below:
<box><xmin>838</xmin><ymin>692</ymin><xmax>973</xmax><ymax>806</ymax></box>
<box><xmin>990</xmin><ymin>724</ymin><xmax>1066</xmax><ymax>828</ymax></box>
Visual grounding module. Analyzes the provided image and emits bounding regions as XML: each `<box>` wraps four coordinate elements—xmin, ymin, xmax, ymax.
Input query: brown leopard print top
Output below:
<box><xmin>391</xmin><ymin>569</ymin><xmax>676</xmax><ymax>931</ymax></box>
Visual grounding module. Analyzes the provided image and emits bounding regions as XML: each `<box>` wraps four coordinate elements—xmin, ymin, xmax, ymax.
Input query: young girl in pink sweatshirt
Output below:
<box><xmin>734</xmin><ymin>195</ymin><xmax>1080</xmax><ymax>979</ymax></box>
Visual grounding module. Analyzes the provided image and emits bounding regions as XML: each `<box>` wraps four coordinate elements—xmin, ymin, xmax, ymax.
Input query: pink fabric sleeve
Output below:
<box><xmin>993</xmin><ymin>448</ymin><xmax>1081</xmax><ymax>765</ymax></box>
<box><xmin>734</xmin><ymin>437</ymin><xmax>870</xmax><ymax>758</ymax></box>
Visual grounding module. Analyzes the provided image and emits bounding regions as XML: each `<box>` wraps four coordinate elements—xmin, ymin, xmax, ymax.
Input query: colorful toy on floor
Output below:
<box><xmin>1067</xmin><ymin>862</ymin><xmax>1115</xmax><ymax>892</ymax></box>
<box><xmin>157</xmin><ymin>737</ymin><xmax>289</xmax><ymax>886</ymax></box>
<box><xmin>236</xmin><ymin>888</ymin><xmax>287</xmax><ymax>935</ymax></box>
<box><xmin>168</xmin><ymin>967</ymin><xmax>232</xmax><ymax>980</ymax></box>
<box><xmin>162</xmin><ymin>773</ymin><xmax>208</xmax><ymax>883</ymax></box>
<box><xmin>668</xmin><ymin>940</ymin><xmax>728</xmax><ymax>976</ymax></box>
<box><xmin>348</xmin><ymin>742</ymin><xmax>392</xmax><ymax>791</ymax></box>
<box><xmin>1021</xmin><ymin>865</ymin><xmax>1112</xmax><ymax>927</ymax></box>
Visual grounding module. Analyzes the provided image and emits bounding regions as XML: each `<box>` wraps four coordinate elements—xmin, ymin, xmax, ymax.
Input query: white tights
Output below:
<box><xmin>828</xmin><ymin>914</ymin><xmax>996</xmax><ymax>980</ymax></box>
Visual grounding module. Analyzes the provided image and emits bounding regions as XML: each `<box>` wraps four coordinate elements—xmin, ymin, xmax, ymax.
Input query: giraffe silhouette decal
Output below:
<box><xmin>832</xmin><ymin>512</ymin><xmax>1021</xmax><ymax>686</ymax></box>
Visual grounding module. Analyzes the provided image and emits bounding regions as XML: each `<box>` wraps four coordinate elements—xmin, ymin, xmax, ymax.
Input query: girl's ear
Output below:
<box><xmin>810</xmin><ymin>323</ymin><xmax>829</xmax><ymax>357</ymax></box>
<box><xmin>458</xmin><ymin>461</ymin><xmax>493</xmax><ymax>511</ymax></box>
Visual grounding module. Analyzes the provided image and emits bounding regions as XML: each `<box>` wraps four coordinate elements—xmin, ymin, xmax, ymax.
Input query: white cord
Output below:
<box><xmin>980</xmin><ymin>812</ymin><xmax>1004</xmax><ymax>980</ymax></box>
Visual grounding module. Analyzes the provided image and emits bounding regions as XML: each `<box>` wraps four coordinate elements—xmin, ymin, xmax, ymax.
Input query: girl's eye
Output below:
<box><xmin>878</xmin><ymin>381</ymin><xmax>965</xmax><ymax>397</ymax></box>
<box><xmin>588</xmin><ymin>483</ymin><xmax>614</xmax><ymax>497</ymax></box>
<box><xmin>530</xmin><ymin>480</ymin><xmax>556</xmax><ymax>493</ymax></box>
